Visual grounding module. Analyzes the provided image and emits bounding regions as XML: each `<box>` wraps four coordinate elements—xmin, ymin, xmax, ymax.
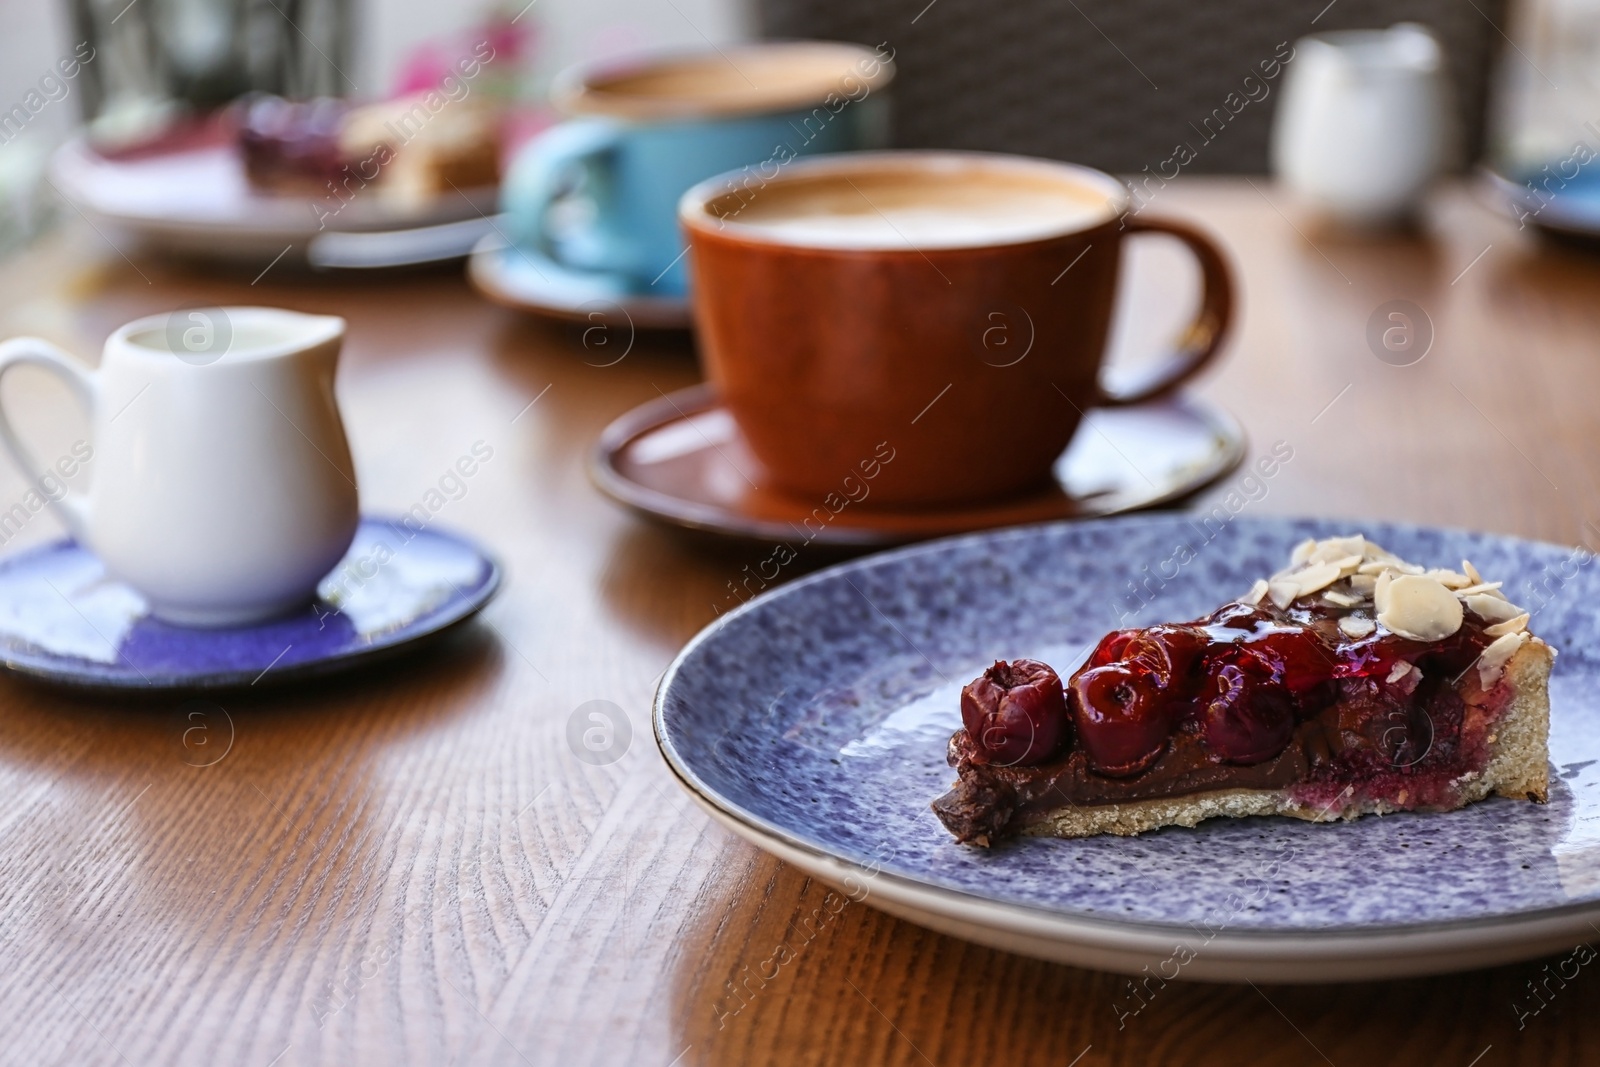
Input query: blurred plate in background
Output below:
<box><xmin>49</xmin><ymin>133</ymin><xmax>499</xmax><ymax>265</ymax></box>
<box><xmin>1479</xmin><ymin>165</ymin><xmax>1600</xmax><ymax>245</ymax></box>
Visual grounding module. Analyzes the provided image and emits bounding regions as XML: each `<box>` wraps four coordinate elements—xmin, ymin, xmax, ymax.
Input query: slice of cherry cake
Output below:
<box><xmin>932</xmin><ymin>535</ymin><xmax>1554</xmax><ymax>845</ymax></box>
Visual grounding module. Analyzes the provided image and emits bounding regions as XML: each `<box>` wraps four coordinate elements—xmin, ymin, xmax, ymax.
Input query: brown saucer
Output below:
<box><xmin>590</xmin><ymin>384</ymin><xmax>1246</xmax><ymax>547</ymax></box>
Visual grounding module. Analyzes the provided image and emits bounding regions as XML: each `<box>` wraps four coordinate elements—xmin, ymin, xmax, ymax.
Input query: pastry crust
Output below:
<box><xmin>1475</xmin><ymin>637</ymin><xmax>1554</xmax><ymax>804</ymax></box>
<box><xmin>1017</xmin><ymin>641</ymin><xmax>1553</xmax><ymax>840</ymax></box>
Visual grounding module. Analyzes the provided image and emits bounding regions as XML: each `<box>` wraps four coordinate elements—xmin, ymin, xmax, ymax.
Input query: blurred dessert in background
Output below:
<box><xmin>236</xmin><ymin>91</ymin><xmax>501</xmax><ymax>206</ymax></box>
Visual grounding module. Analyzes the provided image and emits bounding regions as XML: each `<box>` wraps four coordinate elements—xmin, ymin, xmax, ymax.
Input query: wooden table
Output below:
<box><xmin>2</xmin><ymin>179</ymin><xmax>1599</xmax><ymax>1066</ymax></box>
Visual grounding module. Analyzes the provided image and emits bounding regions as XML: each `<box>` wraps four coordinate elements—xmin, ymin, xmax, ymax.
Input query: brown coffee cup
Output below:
<box><xmin>678</xmin><ymin>151</ymin><xmax>1234</xmax><ymax>508</ymax></box>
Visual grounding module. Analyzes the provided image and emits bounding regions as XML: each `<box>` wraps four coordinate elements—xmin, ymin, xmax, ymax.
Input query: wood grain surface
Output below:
<box><xmin>2</xmin><ymin>180</ymin><xmax>1600</xmax><ymax>1066</ymax></box>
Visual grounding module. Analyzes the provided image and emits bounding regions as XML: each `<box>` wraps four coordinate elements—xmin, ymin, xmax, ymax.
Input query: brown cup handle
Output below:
<box><xmin>1097</xmin><ymin>216</ymin><xmax>1234</xmax><ymax>407</ymax></box>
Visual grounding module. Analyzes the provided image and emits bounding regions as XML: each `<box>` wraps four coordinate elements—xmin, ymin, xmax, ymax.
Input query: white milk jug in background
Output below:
<box><xmin>1273</xmin><ymin>23</ymin><xmax>1455</xmax><ymax>226</ymax></box>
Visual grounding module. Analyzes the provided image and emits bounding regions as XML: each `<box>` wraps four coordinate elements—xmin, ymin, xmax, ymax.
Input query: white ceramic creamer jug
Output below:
<box><xmin>1272</xmin><ymin>23</ymin><xmax>1454</xmax><ymax>226</ymax></box>
<box><xmin>0</xmin><ymin>307</ymin><xmax>360</xmax><ymax>626</ymax></box>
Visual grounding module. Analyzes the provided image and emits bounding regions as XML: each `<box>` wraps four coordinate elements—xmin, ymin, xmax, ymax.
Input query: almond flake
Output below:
<box><xmin>1374</xmin><ymin>570</ymin><xmax>1395</xmax><ymax>613</ymax></box>
<box><xmin>1339</xmin><ymin>616</ymin><xmax>1376</xmax><ymax>638</ymax></box>
<box><xmin>1323</xmin><ymin>590</ymin><xmax>1360</xmax><ymax>607</ymax></box>
<box><xmin>1483</xmin><ymin>612</ymin><xmax>1530</xmax><ymax>637</ymax></box>
<box><xmin>1295</xmin><ymin>561</ymin><xmax>1344</xmax><ymax>598</ymax></box>
<box><xmin>1358</xmin><ymin>559</ymin><xmax>1422</xmax><ymax>576</ymax></box>
<box><xmin>1425</xmin><ymin>569</ymin><xmax>1472</xmax><ymax>589</ymax></box>
<box><xmin>1376</xmin><ymin>575</ymin><xmax>1464</xmax><ymax>641</ymax></box>
<box><xmin>1454</xmin><ymin>581</ymin><xmax>1504</xmax><ymax>597</ymax></box>
<box><xmin>1348</xmin><ymin>574</ymin><xmax>1377</xmax><ymax>595</ymax></box>
<box><xmin>1462</xmin><ymin>559</ymin><xmax>1482</xmax><ymax>584</ymax></box>
<box><xmin>1309</xmin><ymin>537</ymin><xmax>1368</xmax><ymax>565</ymax></box>
<box><xmin>1289</xmin><ymin>538</ymin><xmax>1318</xmax><ymax>566</ymax></box>
<box><xmin>1241</xmin><ymin>578</ymin><xmax>1269</xmax><ymax>606</ymax></box>
<box><xmin>1463</xmin><ymin>593</ymin><xmax>1522</xmax><ymax>623</ymax></box>
<box><xmin>1268</xmin><ymin>579</ymin><xmax>1299</xmax><ymax>610</ymax></box>
<box><xmin>1386</xmin><ymin>660</ymin><xmax>1417</xmax><ymax>684</ymax></box>
<box><xmin>1477</xmin><ymin>631</ymin><xmax>1529</xmax><ymax>687</ymax></box>
<box><xmin>1363</xmin><ymin>541</ymin><xmax>1399</xmax><ymax>562</ymax></box>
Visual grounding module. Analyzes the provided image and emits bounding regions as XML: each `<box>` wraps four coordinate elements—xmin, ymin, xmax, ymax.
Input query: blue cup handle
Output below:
<box><xmin>502</xmin><ymin>118</ymin><xmax>624</xmax><ymax>271</ymax></box>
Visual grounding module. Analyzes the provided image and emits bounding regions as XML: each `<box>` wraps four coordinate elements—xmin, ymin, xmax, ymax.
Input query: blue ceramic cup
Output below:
<box><xmin>501</xmin><ymin>42</ymin><xmax>894</xmax><ymax>296</ymax></box>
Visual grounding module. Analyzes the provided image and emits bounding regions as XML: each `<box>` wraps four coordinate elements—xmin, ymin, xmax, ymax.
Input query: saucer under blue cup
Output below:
<box><xmin>467</xmin><ymin>234</ymin><xmax>694</xmax><ymax>331</ymax></box>
<box><xmin>0</xmin><ymin>516</ymin><xmax>501</xmax><ymax>691</ymax></box>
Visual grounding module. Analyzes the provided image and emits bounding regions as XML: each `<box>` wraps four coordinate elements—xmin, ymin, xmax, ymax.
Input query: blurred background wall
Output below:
<box><xmin>0</xmin><ymin>0</ymin><xmax>1578</xmax><ymax>246</ymax></box>
<box><xmin>0</xmin><ymin>0</ymin><xmax>746</xmax><ymax>253</ymax></box>
<box><xmin>756</xmin><ymin>0</ymin><xmax>1506</xmax><ymax>173</ymax></box>
<box><xmin>0</xmin><ymin>0</ymin><xmax>750</xmax><ymax>146</ymax></box>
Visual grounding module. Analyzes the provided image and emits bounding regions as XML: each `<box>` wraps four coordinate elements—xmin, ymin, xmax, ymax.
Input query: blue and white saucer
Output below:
<box><xmin>0</xmin><ymin>516</ymin><xmax>501</xmax><ymax>691</ymax></box>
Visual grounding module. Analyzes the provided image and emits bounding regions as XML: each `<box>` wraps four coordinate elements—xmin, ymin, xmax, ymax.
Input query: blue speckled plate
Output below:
<box><xmin>0</xmin><ymin>516</ymin><xmax>500</xmax><ymax>691</ymax></box>
<box><xmin>655</xmin><ymin>515</ymin><xmax>1600</xmax><ymax>982</ymax></box>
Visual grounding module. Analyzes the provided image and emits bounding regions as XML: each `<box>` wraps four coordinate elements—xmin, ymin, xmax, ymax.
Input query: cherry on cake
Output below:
<box><xmin>932</xmin><ymin>535</ymin><xmax>1554</xmax><ymax>846</ymax></box>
